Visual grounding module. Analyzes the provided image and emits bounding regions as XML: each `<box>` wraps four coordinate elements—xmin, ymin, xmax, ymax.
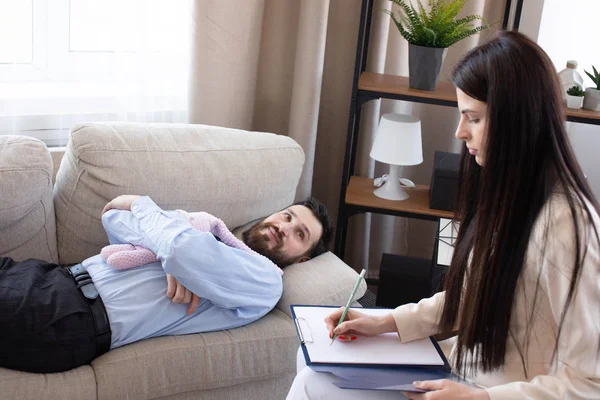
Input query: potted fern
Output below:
<box><xmin>384</xmin><ymin>0</ymin><xmax>488</xmax><ymax>90</ymax></box>
<box><xmin>566</xmin><ymin>85</ymin><xmax>585</xmax><ymax>109</ymax></box>
<box><xmin>583</xmin><ymin>65</ymin><xmax>600</xmax><ymax>111</ymax></box>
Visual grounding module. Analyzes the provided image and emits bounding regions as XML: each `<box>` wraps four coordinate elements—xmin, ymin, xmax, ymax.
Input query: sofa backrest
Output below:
<box><xmin>53</xmin><ymin>122</ymin><xmax>305</xmax><ymax>264</ymax></box>
<box><xmin>0</xmin><ymin>136</ymin><xmax>59</xmax><ymax>263</ymax></box>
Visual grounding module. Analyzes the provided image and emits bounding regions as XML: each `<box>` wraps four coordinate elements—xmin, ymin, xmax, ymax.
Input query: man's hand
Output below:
<box><xmin>404</xmin><ymin>380</ymin><xmax>490</xmax><ymax>400</ymax></box>
<box><xmin>102</xmin><ymin>195</ymin><xmax>143</xmax><ymax>215</ymax></box>
<box><xmin>166</xmin><ymin>273</ymin><xmax>201</xmax><ymax>315</ymax></box>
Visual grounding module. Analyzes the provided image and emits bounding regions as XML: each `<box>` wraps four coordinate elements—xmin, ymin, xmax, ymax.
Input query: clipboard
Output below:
<box><xmin>290</xmin><ymin>304</ymin><xmax>454</xmax><ymax>390</ymax></box>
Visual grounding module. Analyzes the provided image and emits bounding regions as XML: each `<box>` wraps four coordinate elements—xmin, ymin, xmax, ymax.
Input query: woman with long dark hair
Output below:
<box><xmin>287</xmin><ymin>31</ymin><xmax>600</xmax><ymax>400</ymax></box>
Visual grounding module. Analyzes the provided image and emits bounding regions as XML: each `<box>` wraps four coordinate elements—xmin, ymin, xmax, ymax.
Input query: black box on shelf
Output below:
<box><xmin>429</xmin><ymin>151</ymin><xmax>461</xmax><ymax>212</ymax></box>
<box><xmin>376</xmin><ymin>253</ymin><xmax>432</xmax><ymax>308</ymax></box>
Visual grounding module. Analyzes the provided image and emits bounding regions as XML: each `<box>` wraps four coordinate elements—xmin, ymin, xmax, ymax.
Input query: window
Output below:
<box><xmin>537</xmin><ymin>0</ymin><xmax>600</xmax><ymax>196</ymax></box>
<box><xmin>0</xmin><ymin>0</ymin><xmax>192</xmax><ymax>146</ymax></box>
<box><xmin>537</xmin><ymin>0</ymin><xmax>600</xmax><ymax>82</ymax></box>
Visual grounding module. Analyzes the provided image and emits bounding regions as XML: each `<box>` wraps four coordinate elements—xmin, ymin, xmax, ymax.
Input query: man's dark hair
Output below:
<box><xmin>293</xmin><ymin>196</ymin><xmax>333</xmax><ymax>259</ymax></box>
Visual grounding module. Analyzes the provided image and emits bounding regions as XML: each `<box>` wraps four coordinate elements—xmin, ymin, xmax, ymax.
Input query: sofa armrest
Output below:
<box><xmin>275</xmin><ymin>252</ymin><xmax>366</xmax><ymax>318</ymax></box>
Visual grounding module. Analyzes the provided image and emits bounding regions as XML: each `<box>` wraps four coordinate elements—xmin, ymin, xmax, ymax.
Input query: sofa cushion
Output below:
<box><xmin>0</xmin><ymin>136</ymin><xmax>58</xmax><ymax>263</ymax></box>
<box><xmin>92</xmin><ymin>308</ymin><xmax>297</xmax><ymax>399</ymax></box>
<box><xmin>276</xmin><ymin>252</ymin><xmax>367</xmax><ymax>317</ymax></box>
<box><xmin>0</xmin><ymin>365</ymin><xmax>96</xmax><ymax>400</ymax></box>
<box><xmin>53</xmin><ymin>122</ymin><xmax>305</xmax><ymax>264</ymax></box>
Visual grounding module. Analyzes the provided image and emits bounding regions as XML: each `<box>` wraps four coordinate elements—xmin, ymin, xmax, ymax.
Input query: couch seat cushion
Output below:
<box><xmin>0</xmin><ymin>365</ymin><xmax>96</xmax><ymax>400</ymax></box>
<box><xmin>92</xmin><ymin>308</ymin><xmax>297</xmax><ymax>399</ymax></box>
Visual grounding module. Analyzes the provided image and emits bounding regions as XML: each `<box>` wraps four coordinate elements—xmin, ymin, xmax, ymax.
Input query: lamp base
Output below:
<box><xmin>373</xmin><ymin>164</ymin><xmax>410</xmax><ymax>201</ymax></box>
<box><xmin>373</xmin><ymin>182</ymin><xmax>409</xmax><ymax>200</ymax></box>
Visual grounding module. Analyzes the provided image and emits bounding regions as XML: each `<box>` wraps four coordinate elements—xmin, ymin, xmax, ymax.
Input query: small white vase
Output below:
<box><xmin>566</xmin><ymin>94</ymin><xmax>584</xmax><ymax>109</ymax></box>
<box><xmin>583</xmin><ymin>88</ymin><xmax>600</xmax><ymax>111</ymax></box>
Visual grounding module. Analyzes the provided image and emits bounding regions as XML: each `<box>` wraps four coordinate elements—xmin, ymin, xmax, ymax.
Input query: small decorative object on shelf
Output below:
<box><xmin>369</xmin><ymin>113</ymin><xmax>423</xmax><ymax>201</ymax></box>
<box><xmin>566</xmin><ymin>85</ymin><xmax>585</xmax><ymax>109</ymax></box>
<box><xmin>383</xmin><ymin>0</ymin><xmax>488</xmax><ymax>91</ymax></box>
<box><xmin>558</xmin><ymin>60</ymin><xmax>585</xmax><ymax>98</ymax></box>
<box><xmin>583</xmin><ymin>65</ymin><xmax>600</xmax><ymax>111</ymax></box>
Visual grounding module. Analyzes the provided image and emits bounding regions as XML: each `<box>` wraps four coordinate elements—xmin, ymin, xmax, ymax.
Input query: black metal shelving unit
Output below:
<box><xmin>334</xmin><ymin>0</ymin><xmax>600</xmax><ymax>259</ymax></box>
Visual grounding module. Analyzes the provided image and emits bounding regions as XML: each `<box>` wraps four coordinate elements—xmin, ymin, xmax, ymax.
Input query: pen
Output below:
<box><xmin>330</xmin><ymin>269</ymin><xmax>366</xmax><ymax>345</ymax></box>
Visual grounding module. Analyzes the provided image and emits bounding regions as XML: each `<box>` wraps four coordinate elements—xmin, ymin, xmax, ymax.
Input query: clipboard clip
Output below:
<box><xmin>295</xmin><ymin>317</ymin><xmax>313</xmax><ymax>344</ymax></box>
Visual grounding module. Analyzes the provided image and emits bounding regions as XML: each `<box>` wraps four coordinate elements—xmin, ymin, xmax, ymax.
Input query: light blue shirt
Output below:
<box><xmin>82</xmin><ymin>196</ymin><xmax>283</xmax><ymax>349</ymax></box>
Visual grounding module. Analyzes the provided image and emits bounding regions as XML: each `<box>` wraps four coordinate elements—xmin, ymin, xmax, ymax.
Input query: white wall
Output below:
<box><xmin>536</xmin><ymin>0</ymin><xmax>600</xmax><ymax>196</ymax></box>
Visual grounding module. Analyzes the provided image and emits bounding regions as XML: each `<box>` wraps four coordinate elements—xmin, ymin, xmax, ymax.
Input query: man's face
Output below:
<box><xmin>242</xmin><ymin>205</ymin><xmax>323</xmax><ymax>267</ymax></box>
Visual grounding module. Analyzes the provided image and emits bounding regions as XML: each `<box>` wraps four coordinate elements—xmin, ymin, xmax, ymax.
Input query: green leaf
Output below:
<box><xmin>585</xmin><ymin>66</ymin><xmax>600</xmax><ymax>89</ymax></box>
<box><xmin>383</xmin><ymin>0</ymin><xmax>489</xmax><ymax>48</ymax></box>
<box><xmin>585</xmin><ymin>69</ymin><xmax>597</xmax><ymax>84</ymax></box>
<box><xmin>384</xmin><ymin>9</ymin><xmax>415</xmax><ymax>44</ymax></box>
<box><xmin>416</xmin><ymin>0</ymin><xmax>430</xmax><ymax>25</ymax></box>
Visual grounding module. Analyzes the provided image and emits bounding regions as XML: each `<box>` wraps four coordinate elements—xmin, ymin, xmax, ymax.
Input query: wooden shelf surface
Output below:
<box><xmin>345</xmin><ymin>176</ymin><xmax>454</xmax><ymax>219</ymax></box>
<box><xmin>567</xmin><ymin>106</ymin><xmax>600</xmax><ymax>121</ymax></box>
<box><xmin>359</xmin><ymin>72</ymin><xmax>457</xmax><ymax>104</ymax></box>
<box><xmin>358</xmin><ymin>72</ymin><xmax>600</xmax><ymax>124</ymax></box>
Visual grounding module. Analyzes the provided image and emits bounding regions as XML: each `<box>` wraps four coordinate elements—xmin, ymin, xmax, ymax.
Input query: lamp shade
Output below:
<box><xmin>370</xmin><ymin>113</ymin><xmax>423</xmax><ymax>166</ymax></box>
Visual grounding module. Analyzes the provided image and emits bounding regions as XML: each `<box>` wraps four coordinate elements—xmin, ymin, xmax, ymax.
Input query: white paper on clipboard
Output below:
<box><xmin>292</xmin><ymin>306</ymin><xmax>446</xmax><ymax>367</ymax></box>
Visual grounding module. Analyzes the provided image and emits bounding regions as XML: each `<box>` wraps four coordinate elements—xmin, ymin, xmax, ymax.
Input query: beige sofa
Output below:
<box><xmin>0</xmin><ymin>123</ymin><xmax>365</xmax><ymax>400</ymax></box>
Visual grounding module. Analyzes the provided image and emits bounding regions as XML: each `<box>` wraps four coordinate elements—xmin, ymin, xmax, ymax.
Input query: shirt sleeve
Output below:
<box><xmin>101</xmin><ymin>209</ymin><xmax>149</xmax><ymax>246</ymax></box>
<box><xmin>392</xmin><ymin>291</ymin><xmax>446</xmax><ymax>342</ymax></box>
<box><xmin>127</xmin><ymin>196</ymin><xmax>283</xmax><ymax>318</ymax></box>
<box><xmin>485</xmin><ymin>202</ymin><xmax>600</xmax><ymax>399</ymax></box>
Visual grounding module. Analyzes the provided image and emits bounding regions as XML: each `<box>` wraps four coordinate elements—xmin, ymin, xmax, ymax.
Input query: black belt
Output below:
<box><xmin>67</xmin><ymin>264</ymin><xmax>111</xmax><ymax>357</ymax></box>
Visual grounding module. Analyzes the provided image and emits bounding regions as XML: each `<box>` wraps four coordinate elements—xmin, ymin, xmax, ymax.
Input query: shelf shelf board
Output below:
<box><xmin>358</xmin><ymin>72</ymin><xmax>457</xmax><ymax>107</ymax></box>
<box><xmin>567</xmin><ymin>107</ymin><xmax>600</xmax><ymax>124</ymax></box>
<box><xmin>357</xmin><ymin>72</ymin><xmax>600</xmax><ymax>125</ymax></box>
<box><xmin>345</xmin><ymin>176</ymin><xmax>454</xmax><ymax>219</ymax></box>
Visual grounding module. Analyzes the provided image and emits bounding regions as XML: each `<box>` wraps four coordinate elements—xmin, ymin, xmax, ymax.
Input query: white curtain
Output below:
<box><xmin>0</xmin><ymin>0</ymin><xmax>191</xmax><ymax>147</ymax></box>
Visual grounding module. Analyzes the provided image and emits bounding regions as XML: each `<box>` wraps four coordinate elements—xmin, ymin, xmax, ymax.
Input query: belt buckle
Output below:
<box><xmin>68</xmin><ymin>264</ymin><xmax>99</xmax><ymax>300</ymax></box>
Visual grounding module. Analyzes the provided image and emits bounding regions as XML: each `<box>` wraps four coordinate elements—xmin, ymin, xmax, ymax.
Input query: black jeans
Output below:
<box><xmin>0</xmin><ymin>257</ymin><xmax>98</xmax><ymax>373</ymax></box>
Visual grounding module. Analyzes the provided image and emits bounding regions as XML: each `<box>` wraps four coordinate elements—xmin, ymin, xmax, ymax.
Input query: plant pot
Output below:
<box><xmin>583</xmin><ymin>88</ymin><xmax>600</xmax><ymax>111</ymax></box>
<box><xmin>566</xmin><ymin>94</ymin><xmax>584</xmax><ymax>109</ymax></box>
<box><xmin>408</xmin><ymin>44</ymin><xmax>448</xmax><ymax>91</ymax></box>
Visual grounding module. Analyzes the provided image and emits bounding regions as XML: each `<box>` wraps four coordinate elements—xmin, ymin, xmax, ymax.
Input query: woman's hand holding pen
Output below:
<box><xmin>324</xmin><ymin>308</ymin><xmax>398</xmax><ymax>339</ymax></box>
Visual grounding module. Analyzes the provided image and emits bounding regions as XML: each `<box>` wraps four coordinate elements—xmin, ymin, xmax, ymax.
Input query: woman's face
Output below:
<box><xmin>455</xmin><ymin>88</ymin><xmax>488</xmax><ymax>166</ymax></box>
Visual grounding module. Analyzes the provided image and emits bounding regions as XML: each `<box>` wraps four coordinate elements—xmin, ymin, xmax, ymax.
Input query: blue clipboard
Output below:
<box><xmin>290</xmin><ymin>304</ymin><xmax>455</xmax><ymax>391</ymax></box>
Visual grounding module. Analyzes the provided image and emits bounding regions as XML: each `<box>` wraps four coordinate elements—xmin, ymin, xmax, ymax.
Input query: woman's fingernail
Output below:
<box><xmin>329</xmin><ymin>332</ymin><xmax>332</xmax><ymax>339</ymax></box>
<box><xmin>413</xmin><ymin>381</ymin><xmax>421</xmax><ymax>386</ymax></box>
<box><xmin>350</xmin><ymin>335</ymin><xmax>357</xmax><ymax>341</ymax></box>
<box><xmin>338</xmin><ymin>335</ymin><xmax>346</xmax><ymax>341</ymax></box>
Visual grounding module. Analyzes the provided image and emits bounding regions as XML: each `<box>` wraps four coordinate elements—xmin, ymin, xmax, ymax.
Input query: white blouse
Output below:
<box><xmin>392</xmin><ymin>191</ymin><xmax>600</xmax><ymax>399</ymax></box>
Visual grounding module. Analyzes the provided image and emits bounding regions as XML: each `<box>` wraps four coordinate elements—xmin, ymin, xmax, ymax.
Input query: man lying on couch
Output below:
<box><xmin>0</xmin><ymin>195</ymin><xmax>332</xmax><ymax>374</ymax></box>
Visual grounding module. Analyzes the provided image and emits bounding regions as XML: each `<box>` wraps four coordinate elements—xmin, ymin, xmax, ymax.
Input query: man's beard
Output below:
<box><xmin>242</xmin><ymin>220</ymin><xmax>296</xmax><ymax>268</ymax></box>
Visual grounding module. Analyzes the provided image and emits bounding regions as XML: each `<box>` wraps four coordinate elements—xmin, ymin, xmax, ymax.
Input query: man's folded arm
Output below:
<box><xmin>128</xmin><ymin>196</ymin><xmax>283</xmax><ymax>317</ymax></box>
<box><xmin>101</xmin><ymin>208</ymin><xmax>148</xmax><ymax>246</ymax></box>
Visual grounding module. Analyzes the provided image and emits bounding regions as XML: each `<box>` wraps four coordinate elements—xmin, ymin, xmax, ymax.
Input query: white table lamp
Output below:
<box><xmin>370</xmin><ymin>113</ymin><xmax>423</xmax><ymax>200</ymax></box>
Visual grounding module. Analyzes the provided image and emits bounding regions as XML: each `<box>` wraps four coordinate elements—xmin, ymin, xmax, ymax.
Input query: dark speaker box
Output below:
<box><xmin>376</xmin><ymin>253</ymin><xmax>432</xmax><ymax>308</ymax></box>
<box><xmin>429</xmin><ymin>151</ymin><xmax>461</xmax><ymax>212</ymax></box>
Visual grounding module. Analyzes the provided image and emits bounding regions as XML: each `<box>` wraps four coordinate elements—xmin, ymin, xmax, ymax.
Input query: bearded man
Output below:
<box><xmin>0</xmin><ymin>195</ymin><xmax>331</xmax><ymax>373</ymax></box>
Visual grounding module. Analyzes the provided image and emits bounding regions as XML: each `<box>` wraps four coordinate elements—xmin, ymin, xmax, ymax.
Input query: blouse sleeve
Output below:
<box><xmin>392</xmin><ymin>291</ymin><xmax>446</xmax><ymax>342</ymax></box>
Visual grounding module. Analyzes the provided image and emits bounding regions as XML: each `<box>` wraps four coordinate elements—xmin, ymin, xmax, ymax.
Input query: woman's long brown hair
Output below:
<box><xmin>440</xmin><ymin>31</ymin><xmax>600</xmax><ymax>375</ymax></box>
